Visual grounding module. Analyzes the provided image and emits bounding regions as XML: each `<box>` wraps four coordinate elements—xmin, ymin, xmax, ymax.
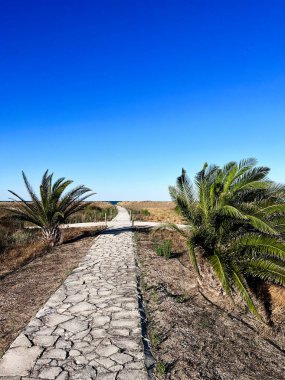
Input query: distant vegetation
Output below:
<box><xmin>168</xmin><ymin>158</ymin><xmax>285</xmax><ymax>318</ymax></box>
<box><xmin>119</xmin><ymin>201</ymin><xmax>183</xmax><ymax>223</ymax></box>
<box><xmin>67</xmin><ymin>202</ymin><xmax>117</xmax><ymax>224</ymax></box>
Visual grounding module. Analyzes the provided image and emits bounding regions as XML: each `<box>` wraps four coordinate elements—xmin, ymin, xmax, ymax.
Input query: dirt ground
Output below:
<box><xmin>136</xmin><ymin>228</ymin><xmax>285</xmax><ymax>380</ymax></box>
<box><xmin>0</xmin><ymin>227</ymin><xmax>102</xmax><ymax>356</ymax></box>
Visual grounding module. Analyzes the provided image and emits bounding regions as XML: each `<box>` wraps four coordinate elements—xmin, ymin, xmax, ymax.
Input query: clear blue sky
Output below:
<box><xmin>0</xmin><ymin>1</ymin><xmax>284</xmax><ymax>200</ymax></box>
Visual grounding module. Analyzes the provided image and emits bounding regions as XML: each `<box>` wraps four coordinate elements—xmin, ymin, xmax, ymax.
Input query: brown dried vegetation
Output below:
<box><xmin>119</xmin><ymin>201</ymin><xmax>184</xmax><ymax>223</ymax></box>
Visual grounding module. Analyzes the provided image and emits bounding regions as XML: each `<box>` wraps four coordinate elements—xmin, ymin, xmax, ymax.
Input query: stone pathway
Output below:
<box><xmin>0</xmin><ymin>207</ymin><xmax>148</xmax><ymax>380</ymax></box>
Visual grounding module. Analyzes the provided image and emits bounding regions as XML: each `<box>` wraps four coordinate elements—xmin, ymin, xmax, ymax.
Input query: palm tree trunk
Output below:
<box><xmin>198</xmin><ymin>258</ymin><xmax>226</xmax><ymax>297</ymax></box>
<box><xmin>41</xmin><ymin>226</ymin><xmax>62</xmax><ymax>246</ymax></box>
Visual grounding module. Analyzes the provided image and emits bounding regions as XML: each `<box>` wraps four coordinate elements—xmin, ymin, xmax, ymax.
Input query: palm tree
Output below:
<box><xmin>169</xmin><ymin>158</ymin><xmax>285</xmax><ymax>318</ymax></box>
<box><xmin>7</xmin><ymin>170</ymin><xmax>94</xmax><ymax>246</ymax></box>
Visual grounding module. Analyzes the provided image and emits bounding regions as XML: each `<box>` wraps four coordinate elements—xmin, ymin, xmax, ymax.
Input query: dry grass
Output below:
<box><xmin>88</xmin><ymin>201</ymin><xmax>114</xmax><ymax>209</ymax></box>
<box><xmin>0</xmin><ymin>226</ymin><xmax>103</xmax><ymax>279</ymax></box>
<box><xmin>119</xmin><ymin>201</ymin><xmax>184</xmax><ymax>223</ymax></box>
<box><xmin>0</xmin><ymin>239</ymin><xmax>49</xmax><ymax>279</ymax></box>
<box><xmin>269</xmin><ymin>285</ymin><xmax>285</xmax><ymax>324</ymax></box>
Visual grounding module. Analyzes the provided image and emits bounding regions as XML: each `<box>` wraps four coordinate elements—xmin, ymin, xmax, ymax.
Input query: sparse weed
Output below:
<box><xmin>151</xmin><ymin>288</ymin><xmax>159</xmax><ymax>303</ymax></box>
<box><xmin>199</xmin><ymin>316</ymin><xmax>214</xmax><ymax>328</ymax></box>
<box><xmin>156</xmin><ymin>361</ymin><xmax>167</xmax><ymax>376</ymax></box>
<box><xmin>175</xmin><ymin>295</ymin><xmax>188</xmax><ymax>303</ymax></box>
<box><xmin>149</xmin><ymin>330</ymin><xmax>161</xmax><ymax>349</ymax></box>
<box><xmin>156</xmin><ymin>239</ymin><xmax>172</xmax><ymax>258</ymax></box>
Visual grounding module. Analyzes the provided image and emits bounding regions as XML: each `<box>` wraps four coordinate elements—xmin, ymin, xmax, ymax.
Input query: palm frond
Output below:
<box><xmin>209</xmin><ymin>253</ymin><xmax>231</xmax><ymax>295</ymax></box>
<box><xmin>246</xmin><ymin>259</ymin><xmax>285</xmax><ymax>286</ymax></box>
<box><xmin>232</xmin><ymin>269</ymin><xmax>260</xmax><ymax>319</ymax></box>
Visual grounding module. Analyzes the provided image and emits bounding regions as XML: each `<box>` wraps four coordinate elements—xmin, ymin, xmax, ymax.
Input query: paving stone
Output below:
<box><xmin>112</xmin><ymin>310</ymin><xmax>139</xmax><ymax>319</ymax></box>
<box><xmin>125</xmin><ymin>361</ymin><xmax>145</xmax><ymax>370</ymax></box>
<box><xmin>42</xmin><ymin>313</ymin><xmax>72</xmax><ymax>327</ymax></box>
<box><xmin>107</xmin><ymin>328</ymin><xmax>130</xmax><ymax>337</ymax></box>
<box><xmin>110</xmin><ymin>352</ymin><xmax>133</xmax><ymax>364</ymax></box>
<box><xmin>74</xmin><ymin>355</ymin><xmax>88</xmax><ymax>365</ymax></box>
<box><xmin>72</xmin><ymin>328</ymin><xmax>91</xmax><ymax>340</ymax></box>
<box><xmin>56</xmin><ymin>371</ymin><xmax>69</xmax><ymax>380</ymax></box>
<box><xmin>68</xmin><ymin>301</ymin><xmax>94</xmax><ymax>313</ymax></box>
<box><xmin>55</xmin><ymin>338</ymin><xmax>72</xmax><ymax>349</ymax></box>
<box><xmin>91</xmin><ymin>328</ymin><xmax>109</xmax><ymax>338</ymax></box>
<box><xmin>95</xmin><ymin>344</ymin><xmax>119</xmax><ymax>357</ymax></box>
<box><xmin>34</xmin><ymin>327</ymin><xmax>56</xmax><ymax>336</ymax></box>
<box><xmin>69</xmin><ymin>349</ymin><xmax>81</xmax><ymax>357</ymax></box>
<box><xmin>39</xmin><ymin>366</ymin><xmax>62</xmax><ymax>379</ymax></box>
<box><xmin>0</xmin><ymin>346</ymin><xmax>43</xmax><ymax>376</ymax></box>
<box><xmin>68</xmin><ymin>366</ymin><xmax>97</xmax><ymax>379</ymax></box>
<box><xmin>117</xmin><ymin>369</ymin><xmax>149</xmax><ymax>380</ymax></box>
<box><xmin>36</xmin><ymin>358</ymin><xmax>53</xmax><ymax>366</ymax></box>
<box><xmin>33</xmin><ymin>335</ymin><xmax>59</xmax><ymax>347</ymax></box>
<box><xmin>10</xmin><ymin>333</ymin><xmax>32</xmax><ymax>348</ymax></box>
<box><xmin>64</xmin><ymin>294</ymin><xmax>87</xmax><ymax>303</ymax></box>
<box><xmin>43</xmin><ymin>348</ymin><xmax>67</xmax><ymax>360</ymax></box>
<box><xmin>59</xmin><ymin>318</ymin><xmax>89</xmax><ymax>333</ymax></box>
<box><xmin>95</xmin><ymin>357</ymin><xmax>116</xmax><ymax>369</ymax></box>
<box><xmin>0</xmin><ymin>207</ymin><xmax>148</xmax><ymax>379</ymax></box>
<box><xmin>28</xmin><ymin>318</ymin><xmax>43</xmax><ymax>327</ymax></box>
<box><xmin>96</xmin><ymin>373</ymin><xmax>117</xmax><ymax>380</ymax></box>
<box><xmin>108</xmin><ymin>364</ymin><xmax>123</xmax><ymax>372</ymax></box>
<box><xmin>112</xmin><ymin>338</ymin><xmax>141</xmax><ymax>351</ymax></box>
<box><xmin>92</xmin><ymin>315</ymin><xmax>110</xmax><ymax>327</ymax></box>
<box><xmin>110</xmin><ymin>319</ymin><xmax>139</xmax><ymax>328</ymax></box>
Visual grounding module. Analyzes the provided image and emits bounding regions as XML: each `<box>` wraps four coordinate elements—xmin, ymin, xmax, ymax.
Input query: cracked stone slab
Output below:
<box><xmin>0</xmin><ymin>206</ymin><xmax>148</xmax><ymax>379</ymax></box>
<box><xmin>59</xmin><ymin>318</ymin><xmax>89</xmax><ymax>333</ymax></box>
<box><xmin>0</xmin><ymin>346</ymin><xmax>43</xmax><ymax>376</ymax></box>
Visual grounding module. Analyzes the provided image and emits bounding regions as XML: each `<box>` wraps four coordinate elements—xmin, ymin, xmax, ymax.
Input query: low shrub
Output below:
<box><xmin>140</xmin><ymin>209</ymin><xmax>151</xmax><ymax>216</ymax></box>
<box><xmin>0</xmin><ymin>225</ymin><xmax>37</xmax><ymax>256</ymax></box>
<box><xmin>156</xmin><ymin>239</ymin><xmax>172</xmax><ymax>258</ymax></box>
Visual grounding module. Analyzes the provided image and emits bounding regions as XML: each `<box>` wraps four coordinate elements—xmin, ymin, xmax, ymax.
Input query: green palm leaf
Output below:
<box><xmin>169</xmin><ymin>158</ymin><xmax>285</xmax><ymax>319</ymax></box>
<box><xmin>246</xmin><ymin>259</ymin><xmax>285</xmax><ymax>286</ymax></box>
<box><xmin>232</xmin><ymin>269</ymin><xmax>260</xmax><ymax>319</ymax></box>
<box><xmin>6</xmin><ymin>170</ymin><xmax>95</xmax><ymax>246</ymax></box>
<box><xmin>209</xmin><ymin>253</ymin><xmax>231</xmax><ymax>295</ymax></box>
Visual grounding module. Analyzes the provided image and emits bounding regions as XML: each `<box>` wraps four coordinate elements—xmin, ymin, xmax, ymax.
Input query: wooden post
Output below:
<box><xmin>105</xmin><ymin>212</ymin><xmax>107</xmax><ymax>227</ymax></box>
<box><xmin>131</xmin><ymin>211</ymin><xmax>134</xmax><ymax>227</ymax></box>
